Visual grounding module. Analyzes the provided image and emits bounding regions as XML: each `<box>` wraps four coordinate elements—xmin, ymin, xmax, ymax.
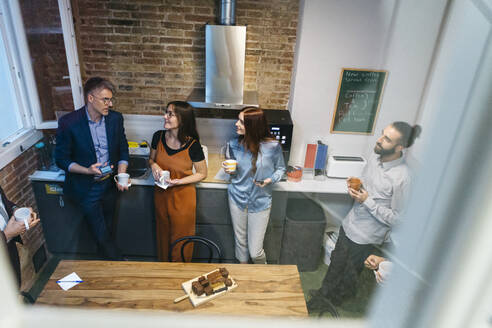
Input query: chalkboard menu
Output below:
<box><xmin>330</xmin><ymin>68</ymin><xmax>388</xmax><ymax>134</ymax></box>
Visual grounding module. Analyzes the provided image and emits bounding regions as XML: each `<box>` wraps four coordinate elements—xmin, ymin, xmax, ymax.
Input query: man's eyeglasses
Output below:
<box><xmin>91</xmin><ymin>94</ymin><xmax>116</xmax><ymax>105</ymax></box>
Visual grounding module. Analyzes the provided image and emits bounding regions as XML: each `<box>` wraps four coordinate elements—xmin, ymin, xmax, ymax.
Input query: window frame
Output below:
<box><xmin>56</xmin><ymin>0</ymin><xmax>85</xmax><ymax>118</ymax></box>
<box><xmin>0</xmin><ymin>0</ymin><xmax>42</xmax><ymax>170</ymax></box>
<box><xmin>0</xmin><ymin>0</ymin><xmax>82</xmax><ymax>169</ymax></box>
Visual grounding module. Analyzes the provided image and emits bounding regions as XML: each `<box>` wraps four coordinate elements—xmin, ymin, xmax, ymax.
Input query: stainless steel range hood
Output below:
<box><xmin>187</xmin><ymin>0</ymin><xmax>259</xmax><ymax>109</ymax></box>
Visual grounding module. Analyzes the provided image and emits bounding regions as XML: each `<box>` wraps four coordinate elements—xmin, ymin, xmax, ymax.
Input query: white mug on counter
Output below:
<box><xmin>114</xmin><ymin>173</ymin><xmax>131</xmax><ymax>187</ymax></box>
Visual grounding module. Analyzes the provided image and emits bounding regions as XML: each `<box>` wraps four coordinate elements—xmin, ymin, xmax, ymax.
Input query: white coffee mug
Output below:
<box><xmin>375</xmin><ymin>261</ymin><xmax>393</xmax><ymax>283</ymax></box>
<box><xmin>160</xmin><ymin>170</ymin><xmax>170</xmax><ymax>184</ymax></box>
<box><xmin>378</xmin><ymin>261</ymin><xmax>393</xmax><ymax>276</ymax></box>
<box><xmin>223</xmin><ymin>159</ymin><xmax>237</xmax><ymax>173</ymax></box>
<box><xmin>114</xmin><ymin>173</ymin><xmax>131</xmax><ymax>187</ymax></box>
<box><xmin>14</xmin><ymin>207</ymin><xmax>31</xmax><ymax>230</ymax></box>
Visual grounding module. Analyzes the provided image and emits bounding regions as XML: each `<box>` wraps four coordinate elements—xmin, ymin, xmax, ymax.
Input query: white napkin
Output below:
<box><xmin>214</xmin><ymin>168</ymin><xmax>231</xmax><ymax>181</ymax></box>
<box><xmin>57</xmin><ymin>272</ymin><xmax>83</xmax><ymax>291</ymax></box>
<box><xmin>155</xmin><ymin>180</ymin><xmax>169</xmax><ymax>190</ymax></box>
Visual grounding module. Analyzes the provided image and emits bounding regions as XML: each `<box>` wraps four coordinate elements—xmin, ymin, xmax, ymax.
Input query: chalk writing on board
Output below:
<box><xmin>331</xmin><ymin>69</ymin><xmax>388</xmax><ymax>134</ymax></box>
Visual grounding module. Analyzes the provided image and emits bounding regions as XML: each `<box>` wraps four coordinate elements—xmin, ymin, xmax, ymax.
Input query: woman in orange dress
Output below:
<box><xmin>149</xmin><ymin>101</ymin><xmax>207</xmax><ymax>261</ymax></box>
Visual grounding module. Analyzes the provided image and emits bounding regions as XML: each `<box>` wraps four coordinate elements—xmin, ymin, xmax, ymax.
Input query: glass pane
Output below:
<box><xmin>0</xmin><ymin>30</ymin><xmax>23</xmax><ymax>141</ymax></box>
<box><xmin>19</xmin><ymin>0</ymin><xmax>74</xmax><ymax>121</ymax></box>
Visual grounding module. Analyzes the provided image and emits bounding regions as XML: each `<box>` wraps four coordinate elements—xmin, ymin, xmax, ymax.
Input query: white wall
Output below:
<box><xmin>288</xmin><ymin>0</ymin><xmax>448</xmax><ymax>165</ymax></box>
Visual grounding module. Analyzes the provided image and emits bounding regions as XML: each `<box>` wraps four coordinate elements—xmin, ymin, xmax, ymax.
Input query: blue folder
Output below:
<box><xmin>314</xmin><ymin>144</ymin><xmax>328</xmax><ymax>170</ymax></box>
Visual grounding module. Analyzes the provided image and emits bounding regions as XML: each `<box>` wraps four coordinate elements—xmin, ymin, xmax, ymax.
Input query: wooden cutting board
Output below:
<box><xmin>180</xmin><ymin>269</ymin><xmax>238</xmax><ymax>307</ymax></box>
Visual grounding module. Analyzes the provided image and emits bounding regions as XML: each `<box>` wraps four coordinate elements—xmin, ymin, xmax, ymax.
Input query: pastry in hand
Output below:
<box><xmin>348</xmin><ymin>177</ymin><xmax>362</xmax><ymax>191</ymax></box>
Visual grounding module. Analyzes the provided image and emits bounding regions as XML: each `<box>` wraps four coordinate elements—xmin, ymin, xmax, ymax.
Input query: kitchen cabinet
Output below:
<box><xmin>32</xmin><ymin>181</ymin><xmax>98</xmax><ymax>256</ymax></box>
<box><xmin>33</xmin><ymin>179</ymin><xmax>287</xmax><ymax>263</ymax></box>
<box><xmin>195</xmin><ymin>188</ymin><xmax>287</xmax><ymax>263</ymax></box>
<box><xmin>114</xmin><ymin>186</ymin><xmax>156</xmax><ymax>259</ymax></box>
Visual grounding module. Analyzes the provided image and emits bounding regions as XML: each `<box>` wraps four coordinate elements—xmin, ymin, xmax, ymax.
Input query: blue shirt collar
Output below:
<box><xmin>85</xmin><ymin>105</ymin><xmax>105</xmax><ymax>124</ymax></box>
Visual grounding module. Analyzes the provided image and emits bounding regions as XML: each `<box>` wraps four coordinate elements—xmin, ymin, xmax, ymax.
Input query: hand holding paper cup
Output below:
<box><xmin>114</xmin><ymin>173</ymin><xmax>131</xmax><ymax>188</ymax></box>
<box><xmin>222</xmin><ymin>159</ymin><xmax>237</xmax><ymax>173</ymax></box>
<box><xmin>14</xmin><ymin>207</ymin><xmax>31</xmax><ymax>230</ymax></box>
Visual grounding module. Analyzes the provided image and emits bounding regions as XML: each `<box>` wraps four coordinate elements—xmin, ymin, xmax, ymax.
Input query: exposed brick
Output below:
<box><xmin>135</xmin><ymin>99</ymin><xmax>164</xmax><ymax>105</ymax></box>
<box><xmin>141</xmin><ymin>5</ymin><xmax>161</xmax><ymax>12</ymax></box>
<box><xmin>194</xmin><ymin>7</ymin><xmax>212</xmax><ymax>15</ymax></box>
<box><xmin>141</xmin><ymin>20</ymin><xmax>161</xmax><ymax>28</ymax></box>
<box><xmin>166</xmin><ymin>14</ymin><xmax>185</xmax><ymax>23</ymax></box>
<box><xmin>183</xmin><ymin>14</ymin><xmax>214</xmax><ymax>22</ymax></box>
<box><xmin>142</xmin><ymin>36</ymin><xmax>159</xmax><ymax>43</ymax></box>
<box><xmin>170</xmin><ymin>6</ymin><xmax>194</xmax><ymax>14</ymax></box>
<box><xmin>113</xmin><ymin>27</ymin><xmax>132</xmax><ymax>34</ymax></box>
<box><xmin>107</xmin><ymin>3</ymin><xmax>139</xmax><ymax>11</ymax></box>
<box><xmin>159</xmin><ymin>37</ymin><xmax>192</xmax><ymax>45</ymax></box>
<box><xmin>112</xmin><ymin>11</ymin><xmax>131</xmax><ymax>19</ymax></box>
<box><xmin>131</xmin><ymin>12</ymin><xmax>164</xmax><ymax>20</ymax></box>
<box><xmin>135</xmin><ymin>72</ymin><xmax>166</xmax><ymax>78</ymax></box>
<box><xmin>161</xmin><ymin>22</ymin><xmax>194</xmax><ymax>30</ymax></box>
<box><xmin>118</xmin><ymin>85</ymin><xmax>133</xmax><ymax>91</ymax></box>
<box><xmin>108</xmin><ymin>19</ymin><xmax>139</xmax><ymax>26</ymax></box>
<box><xmin>132</xmin><ymin>27</ymin><xmax>160</xmax><ymax>35</ymax></box>
<box><xmin>165</xmin><ymin>29</ymin><xmax>185</xmax><ymax>37</ymax></box>
<box><xmin>75</xmin><ymin>0</ymin><xmax>297</xmax><ymax>110</ymax></box>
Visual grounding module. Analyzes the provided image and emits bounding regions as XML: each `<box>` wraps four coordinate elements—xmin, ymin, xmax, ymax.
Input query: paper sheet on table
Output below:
<box><xmin>214</xmin><ymin>168</ymin><xmax>231</xmax><ymax>182</ymax></box>
<box><xmin>57</xmin><ymin>272</ymin><xmax>82</xmax><ymax>291</ymax></box>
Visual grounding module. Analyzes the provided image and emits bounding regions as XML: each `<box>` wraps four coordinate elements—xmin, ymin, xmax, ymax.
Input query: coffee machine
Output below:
<box><xmin>194</xmin><ymin>107</ymin><xmax>293</xmax><ymax>165</ymax></box>
<box><xmin>263</xmin><ymin>109</ymin><xmax>293</xmax><ymax>165</ymax></box>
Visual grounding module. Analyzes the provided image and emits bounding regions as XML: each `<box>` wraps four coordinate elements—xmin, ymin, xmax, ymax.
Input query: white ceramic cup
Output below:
<box><xmin>14</xmin><ymin>207</ymin><xmax>31</xmax><ymax>230</ymax></box>
<box><xmin>114</xmin><ymin>173</ymin><xmax>131</xmax><ymax>187</ymax></box>
<box><xmin>376</xmin><ymin>261</ymin><xmax>393</xmax><ymax>281</ymax></box>
<box><xmin>223</xmin><ymin>159</ymin><xmax>237</xmax><ymax>173</ymax></box>
<box><xmin>159</xmin><ymin>170</ymin><xmax>170</xmax><ymax>184</ymax></box>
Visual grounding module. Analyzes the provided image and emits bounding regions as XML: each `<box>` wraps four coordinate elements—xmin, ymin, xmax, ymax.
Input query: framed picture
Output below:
<box><xmin>330</xmin><ymin>68</ymin><xmax>388</xmax><ymax>134</ymax></box>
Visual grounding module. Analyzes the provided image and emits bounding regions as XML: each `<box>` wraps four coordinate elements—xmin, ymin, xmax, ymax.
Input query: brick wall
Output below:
<box><xmin>0</xmin><ymin>146</ymin><xmax>50</xmax><ymax>292</ymax></box>
<box><xmin>73</xmin><ymin>0</ymin><xmax>299</xmax><ymax>113</ymax></box>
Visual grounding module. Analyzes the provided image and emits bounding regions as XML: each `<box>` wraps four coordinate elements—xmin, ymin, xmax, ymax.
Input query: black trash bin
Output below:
<box><xmin>280</xmin><ymin>197</ymin><xmax>326</xmax><ymax>271</ymax></box>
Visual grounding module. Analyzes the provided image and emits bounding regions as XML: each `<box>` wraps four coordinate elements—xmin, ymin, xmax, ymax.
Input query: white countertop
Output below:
<box><xmin>29</xmin><ymin>170</ymin><xmax>348</xmax><ymax>194</ymax></box>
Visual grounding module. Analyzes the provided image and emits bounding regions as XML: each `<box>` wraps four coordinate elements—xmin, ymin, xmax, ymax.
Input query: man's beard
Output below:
<box><xmin>374</xmin><ymin>143</ymin><xmax>397</xmax><ymax>156</ymax></box>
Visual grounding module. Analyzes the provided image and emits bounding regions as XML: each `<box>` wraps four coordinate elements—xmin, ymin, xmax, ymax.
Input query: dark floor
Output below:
<box><xmin>27</xmin><ymin>255</ymin><xmax>60</xmax><ymax>302</ymax></box>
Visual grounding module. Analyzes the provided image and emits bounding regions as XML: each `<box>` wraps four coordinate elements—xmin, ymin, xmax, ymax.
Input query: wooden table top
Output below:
<box><xmin>36</xmin><ymin>260</ymin><xmax>308</xmax><ymax>317</ymax></box>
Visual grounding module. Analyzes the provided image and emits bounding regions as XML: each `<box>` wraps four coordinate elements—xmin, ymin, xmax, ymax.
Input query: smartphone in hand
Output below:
<box><xmin>99</xmin><ymin>165</ymin><xmax>113</xmax><ymax>175</ymax></box>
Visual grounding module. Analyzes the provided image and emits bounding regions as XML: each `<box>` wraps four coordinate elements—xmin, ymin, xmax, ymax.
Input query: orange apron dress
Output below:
<box><xmin>154</xmin><ymin>133</ymin><xmax>196</xmax><ymax>261</ymax></box>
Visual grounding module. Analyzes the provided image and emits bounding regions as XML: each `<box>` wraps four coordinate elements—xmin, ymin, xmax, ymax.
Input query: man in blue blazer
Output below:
<box><xmin>55</xmin><ymin>77</ymin><xmax>129</xmax><ymax>260</ymax></box>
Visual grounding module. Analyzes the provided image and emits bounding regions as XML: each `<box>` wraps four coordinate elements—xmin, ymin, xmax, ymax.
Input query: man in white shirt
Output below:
<box><xmin>0</xmin><ymin>186</ymin><xmax>40</xmax><ymax>288</ymax></box>
<box><xmin>307</xmin><ymin>122</ymin><xmax>421</xmax><ymax>316</ymax></box>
